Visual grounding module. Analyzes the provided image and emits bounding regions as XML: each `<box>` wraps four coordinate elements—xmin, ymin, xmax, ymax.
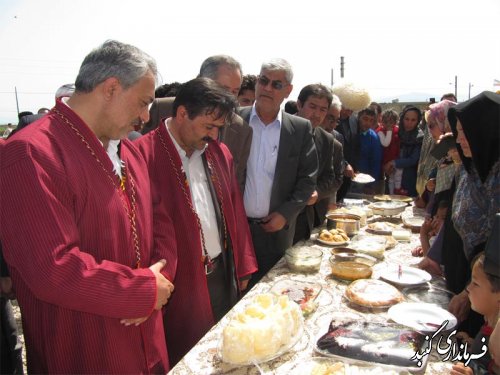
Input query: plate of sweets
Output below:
<box><xmin>270</xmin><ymin>279</ymin><xmax>323</xmax><ymax>317</ymax></box>
<box><xmin>315</xmin><ymin>229</ymin><xmax>350</xmax><ymax>246</ymax></box>
<box><xmin>345</xmin><ymin>279</ymin><xmax>404</xmax><ymax>309</ymax></box>
<box><xmin>220</xmin><ymin>293</ymin><xmax>304</xmax><ymax>365</ymax></box>
<box><xmin>373</xmin><ymin>194</ymin><xmax>413</xmax><ymax>203</ymax></box>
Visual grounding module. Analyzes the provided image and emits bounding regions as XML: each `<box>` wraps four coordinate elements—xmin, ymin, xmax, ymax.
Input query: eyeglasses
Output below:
<box><xmin>257</xmin><ymin>75</ymin><xmax>286</xmax><ymax>90</ymax></box>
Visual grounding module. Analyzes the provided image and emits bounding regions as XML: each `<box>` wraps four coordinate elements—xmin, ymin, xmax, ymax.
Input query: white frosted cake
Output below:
<box><xmin>221</xmin><ymin>293</ymin><xmax>303</xmax><ymax>364</ymax></box>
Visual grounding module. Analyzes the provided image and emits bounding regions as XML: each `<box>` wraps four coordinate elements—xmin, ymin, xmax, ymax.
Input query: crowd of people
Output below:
<box><xmin>0</xmin><ymin>39</ymin><xmax>499</xmax><ymax>374</ymax></box>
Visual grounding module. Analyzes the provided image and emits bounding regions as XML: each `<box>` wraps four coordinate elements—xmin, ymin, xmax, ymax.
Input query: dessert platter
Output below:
<box><xmin>316</xmin><ymin>228</ymin><xmax>350</xmax><ymax>246</ymax></box>
<box><xmin>269</xmin><ymin>279</ymin><xmax>323</xmax><ymax>317</ymax></box>
<box><xmin>368</xmin><ymin>201</ymin><xmax>407</xmax><ymax>217</ymax></box>
<box><xmin>402</xmin><ymin>216</ymin><xmax>425</xmax><ymax>232</ymax></box>
<box><xmin>366</xmin><ymin>221</ymin><xmax>400</xmax><ymax>235</ymax></box>
<box><xmin>348</xmin><ymin>235</ymin><xmax>387</xmax><ymax>259</ymax></box>
<box><xmin>345</xmin><ymin>279</ymin><xmax>404</xmax><ymax>309</ymax></box>
<box><xmin>388</xmin><ymin>302</ymin><xmax>457</xmax><ymax>333</ymax></box>
<box><xmin>315</xmin><ymin>318</ymin><xmax>428</xmax><ymax>372</ymax></box>
<box><xmin>379</xmin><ymin>265</ymin><xmax>431</xmax><ymax>287</ymax></box>
<box><xmin>220</xmin><ymin>293</ymin><xmax>304</xmax><ymax>365</ymax></box>
<box><xmin>373</xmin><ymin>194</ymin><xmax>414</xmax><ymax>203</ymax></box>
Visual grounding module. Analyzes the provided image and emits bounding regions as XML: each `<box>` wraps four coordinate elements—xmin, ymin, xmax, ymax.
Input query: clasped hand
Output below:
<box><xmin>120</xmin><ymin>259</ymin><xmax>174</xmax><ymax>326</ymax></box>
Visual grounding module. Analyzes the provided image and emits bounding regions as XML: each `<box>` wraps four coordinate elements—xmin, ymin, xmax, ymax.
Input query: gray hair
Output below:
<box><xmin>198</xmin><ymin>55</ymin><xmax>242</xmax><ymax>80</ymax></box>
<box><xmin>330</xmin><ymin>94</ymin><xmax>342</xmax><ymax>111</ymax></box>
<box><xmin>75</xmin><ymin>40</ymin><xmax>158</xmax><ymax>93</ymax></box>
<box><xmin>260</xmin><ymin>58</ymin><xmax>294</xmax><ymax>84</ymax></box>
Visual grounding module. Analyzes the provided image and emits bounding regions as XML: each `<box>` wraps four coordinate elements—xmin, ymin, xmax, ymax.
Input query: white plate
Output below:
<box><xmin>388</xmin><ymin>302</ymin><xmax>457</xmax><ymax>332</ymax></box>
<box><xmin>288</xmin><ymin>357</ymin><xmax>406</xmax><ymax>374</ymax></box>
<box><xmin>380</xmin><ymin>266</ymin><xmax>431</xmax><ymax>286</ymax></box>
<box><xmin>352</xmin><ymin>173</ymin><xmax>375</xmax><ymax>184</ymax></box>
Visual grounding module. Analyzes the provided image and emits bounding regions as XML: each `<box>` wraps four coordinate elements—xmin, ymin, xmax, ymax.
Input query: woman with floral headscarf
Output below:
<box><xmin>384</xmin><ymin>106</ymin><xmax>423</xmax><ymax>196</ymax></box>
<box><xmin>446</xmin><ymin>91</ymin><xmax>500</xmax><ymax>331</ymax></box>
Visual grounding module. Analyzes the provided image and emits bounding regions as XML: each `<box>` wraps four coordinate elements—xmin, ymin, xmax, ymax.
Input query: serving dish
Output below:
<box><xmin>402</xmin><ymin>285</ymin><xmax>455</xmax><ymax>309</ymax></box>
<box><xmin>373</xmin><ymin>194</ymin><xmax>413</xmax><ymax>203</ymax></box>
<box><xmin>330</xmin><ymin>258</ymin><xmax>373</xmax><ymax>281</ymax></box>
<box><xmin>380</xmin><ymin>266</ymin><xmax>432</xmax><ymax>287</ymax></box>
<box><xmin>285</xmin><ymin>246</ymin><xmax>323</xmax><ymax>273</ymax></box>
<box><xmin>315</xmin><ymin>319</ymin><xmax>428</xmax><ymax>372</ymax></box>
<box><xmin>326</xmin><ymin>213</ymin><xmax>361</xmax><ymax>236</ymax></box>
<box><xmin>388</xmin><ymin>302</ymin><xmax>457</xmax><ymax>333</ymax></box>
<box><xmin>369</xmin><ymin>201</ymin><xmax>407</xmax><ymax>216</ymax></box>
<box><xmin>352</xmin><ymin>173</ymin><xmax>375</xmax><ymax>184</ymax></box>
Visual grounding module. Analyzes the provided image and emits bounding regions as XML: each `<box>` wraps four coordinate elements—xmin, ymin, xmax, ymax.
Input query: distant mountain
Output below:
<box><xmin>377</xmin><ymin>92</ymin><xmax>435</xmax><ymax>103</ymax></box>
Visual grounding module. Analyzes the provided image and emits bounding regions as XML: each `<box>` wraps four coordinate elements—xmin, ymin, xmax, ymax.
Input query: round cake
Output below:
<box><xmin>221</xmin><ymin>293</ymin><xmax>303</xmax><ymax>364</ymax></box>
<box><xmin>345</xmin><ymin>279</ymin><xmax>403</xmax><ymax>308</ymax></box>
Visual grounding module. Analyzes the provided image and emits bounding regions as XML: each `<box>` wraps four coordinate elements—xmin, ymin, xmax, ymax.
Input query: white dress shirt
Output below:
<box><xmin>166</xmin><ymin>120</ymin><xmax>222</xmax><ymax>259</ymax></box>
<box><xmin>243</xmin><ymin>106</ymin><xmax>282</xmax><ymax>218</ymax></box>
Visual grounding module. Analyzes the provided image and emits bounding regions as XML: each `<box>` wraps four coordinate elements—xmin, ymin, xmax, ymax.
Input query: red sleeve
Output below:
<box><xmin>1</xmin><ymin>148</ymin><xmax>157</xmax><ymax>319</ymax></box>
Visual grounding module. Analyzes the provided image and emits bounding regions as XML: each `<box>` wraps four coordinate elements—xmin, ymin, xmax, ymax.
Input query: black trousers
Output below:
<box><xmin>206</xmin><ymin>255</ymin><xmax>231</xmax><ymax>323</ymax></box>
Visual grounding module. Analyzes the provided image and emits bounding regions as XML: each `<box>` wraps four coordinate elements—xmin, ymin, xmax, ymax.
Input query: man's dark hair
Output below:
<box><xmin>440</xmin><ymin>93</ymin><xmax>457</xmax><ymax>102</ymax></box>
<box><xmin>155</xmin><ymin>82</ymin><xmax>182</xmax><ymax>98</ymax></box>
<box><xmin>357</xmin><ymin>107</ymin><xmax>377</xmax><ymax>118</ymax></box>
<box><xmin>238</xmin><ymin>74</ymin><xmax>257</xmax><ymax>96</ymax></box>
<box><xmin>18</xmin><ymin>111</ymin><xmax>33</xmax><ymax>121</ymax></box>
<box><xmin>173</xmin><ymin>77</ymin><xmax>237</xmax><ymax>125</ymax></box>
<box><xmin>284</xmin><ymin>100</ymin><xmax>298</xmax><ymax>114</ymax></box>
<box><xmin>297</xmin><ymin>84</ymin><xmax>333</xmax><ymax>107</ymax></box>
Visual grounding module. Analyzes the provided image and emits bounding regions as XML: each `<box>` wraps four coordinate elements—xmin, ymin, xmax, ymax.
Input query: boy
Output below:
<box><xmin>450</xmin><ymin>252</ymin><xmax>500</xmax><ymax>374</ymax></box>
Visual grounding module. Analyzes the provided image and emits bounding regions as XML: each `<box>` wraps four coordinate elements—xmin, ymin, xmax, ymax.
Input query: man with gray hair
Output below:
<box><xmin>142</xmin><ymin>55</ymin><xmax>252</xmax><ymax>193</ymax></box>
<box><xmin>0</xmin><ymin>40</ymin><xmax>174</xmax><ymax>373</ymax></box>
<box><xmin>239</xmin><ymin>58</ymin><xmax>318</xmax><ymax>285</ymax></box>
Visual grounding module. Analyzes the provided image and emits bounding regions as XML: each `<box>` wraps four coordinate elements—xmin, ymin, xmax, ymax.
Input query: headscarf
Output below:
<box><xmin>425</xmin><ymin>100</ymin><xmax>457</xmax><ymax>134</ymax></box>
<box><xmin>448</xmin><ymin>91</ymin><xmax>500</xmax><ymax>183</ymax></box>
<box><xmin>448</xmin><ymin>91</ymin><xmax>500</xmax><ymax>259</ymax></box>
<box><xmin>398</xmin><ymin>106</ymin><xmax>423</xmax><ymax>147</ymax></box>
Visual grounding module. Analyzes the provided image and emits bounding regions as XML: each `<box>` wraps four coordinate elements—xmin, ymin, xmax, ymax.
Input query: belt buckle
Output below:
<box><xmin>204</xmin><ymin>256</ymin><xmax>215</xmax><ymax>275</ymax></box>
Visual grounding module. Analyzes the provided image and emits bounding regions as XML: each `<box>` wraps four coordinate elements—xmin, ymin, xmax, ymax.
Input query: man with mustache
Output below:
<box><xmin>0</xmin><ymin>40</ymin><xmax>174</xmax><ymax>374</ymax></box>
<box><xmin>142</xmin><ymin>55</ymin><xmax>252</xmax><ymax>194</ymax></box>
<box><xmin>239</xmin><ymin>58</ymin><xmax>318</xmax><ymax>286</ymax></box>
<box><xmin>293</xmin><ymin>84</ymin><xmax>343</xmax><ymax>243</ymax></box>
<box><xmin>136</xmin><ymin>77</ymin><xmax>257</xmax><ymax>367</ymax></box>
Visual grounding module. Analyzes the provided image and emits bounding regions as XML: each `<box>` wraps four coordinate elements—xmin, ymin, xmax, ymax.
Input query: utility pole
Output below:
<box><xmin>15</xmin><ymin>86</ymin><xmax>20</xmax><ymax>117</ymax></box>
<box><xmin>340</xmin><ymin>56</ymin><xmax>345</xmax><ymax>78</ymax></box>
<box><xmin>468</xmin><ymin>82</ymin><xmax>473</xmax><ymax>99</ymax></box>
<box><xmin>331</xmin><ymin>68</ymin><xmax>334</xmax><ymax>87</ymax></box>
<box><xmin>454</xmin><ymin>75</ymin><xmax>458</xmax><ymax>99</ymax></box>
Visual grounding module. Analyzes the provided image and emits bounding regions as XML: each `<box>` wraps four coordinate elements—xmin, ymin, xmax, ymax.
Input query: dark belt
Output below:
<box><xmin>247</xmin><ymin>217</ymin><xmax>265</xmax><ymax>225</ymax></box>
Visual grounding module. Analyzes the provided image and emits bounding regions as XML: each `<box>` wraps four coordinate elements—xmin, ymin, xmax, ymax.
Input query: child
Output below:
<box><xmin>412</xmin><ymin>200</ymin><xmax>448</xmax><ymax>257</ymax></box>
<box><xmin>376</xmin><ymin>109</ymin><xmax>402</xmax><ymax>194</ymax></box>
<box><xmin>450</xmin><ymin>252</ymin><xmax>500</xmax><ymax>374</ymax></box>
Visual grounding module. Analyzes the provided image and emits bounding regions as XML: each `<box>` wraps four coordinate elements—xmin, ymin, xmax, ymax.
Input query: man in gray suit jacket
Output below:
<box><xmin>141</xmin><ymin>55</ymin><xmax>252</xmax><ymax>193</ymax></box>
<box><xmin>240</xmin><ymin>59</ymin><xmax>318</xmax><ymax>285</ymax></box>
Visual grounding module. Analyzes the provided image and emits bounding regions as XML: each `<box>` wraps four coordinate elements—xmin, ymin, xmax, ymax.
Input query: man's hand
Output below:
<box><xmin>417</xmin><ymin>257</ymin><xmax>443</xmax><ymax>276</ymax></box>
<box><xmin>448</xmin><ymin>290</ymin><xmax>471</xmax><ymax>323</ymax></box>
<box><xmin>307</xmin><ymin>190</ymin><xmax>318</xmax><ymax>205</ymax></box>
<box><xmin>239</xmin><ymin>279</ymin><xmax>249</xmax><ymax>292</ymax></box>
<box><xmin>0</xmin><ymin>276</ymin><xmax>15</xmax><ymax>299</ymax></box>
<box><xmin>450</xmin><ymin>362</ymin><xmax>473</xmax><ymax>375</ymax></box>
<box><xmin>261</xmin><ymin>212</ymin><xmax>287</xmax><ymax>233</ymax></box>
<box><xmin>120</xmin><ymin>260</ymin><xmax>174</xmax><ymax>327</ymax></box>
<box><xmin>150</xmin><ymin>259</ymin><xmax>174</xmax><ymax>310</ymax></box>
<box><xmin>344</xmin><ymin>164</ymin><xmax>355</xmax><ymax>178</ymax></box>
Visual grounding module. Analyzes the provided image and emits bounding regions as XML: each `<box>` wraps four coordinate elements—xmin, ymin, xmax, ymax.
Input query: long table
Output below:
<box><xmin>168</xmin><ymin>204</ymin><xmax>456</xmax><ymax>374</ymax></box>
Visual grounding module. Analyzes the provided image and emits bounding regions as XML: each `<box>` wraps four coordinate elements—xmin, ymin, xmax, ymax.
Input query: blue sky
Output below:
<box><xmin>1</xmin><ymin>0</ymin><xmax>499</xmax><ymax>123</ymax></box>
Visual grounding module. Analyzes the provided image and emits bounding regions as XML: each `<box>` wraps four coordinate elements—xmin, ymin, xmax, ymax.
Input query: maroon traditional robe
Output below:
<box><xmin>0</xmin><ymin>100</ymin><xmax>170</xmax><ymax>374</ymax></box>
<box><xmin>136</xmin><ymin>124</ymin><xmax>257</xmax><ymax>366</ymax></box>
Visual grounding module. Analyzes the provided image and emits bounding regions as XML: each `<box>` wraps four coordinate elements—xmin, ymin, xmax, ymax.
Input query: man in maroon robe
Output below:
<box><xmin>136</xmin><ymin>78</ymin><xmax>257</xmax><ymax>366</ymax></box>
<box><xmin>0</xmin><ymin>40</ymin><xmax>174</xmax><ymax>374</ymax></box>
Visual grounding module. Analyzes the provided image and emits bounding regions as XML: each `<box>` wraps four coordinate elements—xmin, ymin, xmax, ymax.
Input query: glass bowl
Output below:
<box><xmin>285</xmin><ymin>246</ymin><xmax>323</xmax><ymax>273</ymax></box>
<box><xmin>329</xmin><ymin>257</ymin><xmax>373</xmax><ymax>281</ymax></box>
